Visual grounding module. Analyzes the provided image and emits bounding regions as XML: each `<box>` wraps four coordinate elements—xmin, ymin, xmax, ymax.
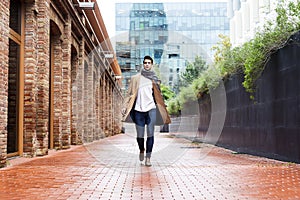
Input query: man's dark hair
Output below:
<box><xmin>143</xmin><ymin>55</ymin><xmax>153</xmax><ymax>64</ymax></box>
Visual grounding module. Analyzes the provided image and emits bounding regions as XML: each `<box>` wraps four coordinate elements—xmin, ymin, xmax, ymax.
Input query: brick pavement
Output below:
<box><xmin>1</xmin><ymin>124</ymin><xmax>300</xmax><ymax>200</ymax></box>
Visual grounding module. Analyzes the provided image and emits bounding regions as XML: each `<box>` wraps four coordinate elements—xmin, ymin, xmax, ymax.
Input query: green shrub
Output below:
<box><xmin>167</xmin><ymin>0</ymin><xmax>300</xmax><ymax>109</ymax></box>
<box><xmin>167</xmin><ymin>98</ymin><xmax>181</xmax><ymax>116</ymax></box>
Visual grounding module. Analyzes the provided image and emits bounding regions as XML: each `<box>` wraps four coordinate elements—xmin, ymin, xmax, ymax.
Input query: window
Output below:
<box><xmin>9</xmin><ymin>0</ymin><xmax>21</xmax><ymax>34</ymax></box>
<box><xmin>7</xmin><ymin>0</ymin><xmax>24</xmax><ymax>156</ymax></box>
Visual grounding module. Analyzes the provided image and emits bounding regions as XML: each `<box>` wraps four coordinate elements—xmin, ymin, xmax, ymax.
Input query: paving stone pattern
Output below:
<box><xmin>1</xmin><ymin>127</ymin><xmax>300</xmax><ymax>200</ymax></box>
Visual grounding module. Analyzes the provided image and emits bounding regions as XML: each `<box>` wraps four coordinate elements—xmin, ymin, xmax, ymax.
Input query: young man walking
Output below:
<box><xmin>122</xmin><ymin>55</ymin><xmax>171</xmax><ymax>166</ymax></box>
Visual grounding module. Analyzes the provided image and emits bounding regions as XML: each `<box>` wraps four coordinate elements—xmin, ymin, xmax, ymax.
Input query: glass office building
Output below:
<box><xmin>115</xmin><ymin>2</ymin><xmax>229</xmax><ymax>92</ymax></box>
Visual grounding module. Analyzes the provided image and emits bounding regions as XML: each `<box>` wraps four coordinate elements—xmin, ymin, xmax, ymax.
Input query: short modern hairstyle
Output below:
<box><xmin>143</xmin><ymin>55</ymin><xmax>153</xmax><ymax>64</ymax></box>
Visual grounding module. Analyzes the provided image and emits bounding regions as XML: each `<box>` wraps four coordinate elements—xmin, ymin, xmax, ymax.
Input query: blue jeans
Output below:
<box><xmin>133</xmin><ymin>109</ymin><xmax>156</xmax><ymax>158</ymax></box>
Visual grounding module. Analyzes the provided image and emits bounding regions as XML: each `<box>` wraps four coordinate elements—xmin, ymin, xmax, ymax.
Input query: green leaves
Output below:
<box><xmin>160</xmin><ymin>84</ymin><xmax>175</xmax><ymax>101</ymax></box>
<box><xmin>167</xmin><ymin>0</ymin><xmax>300</xmax><ymax>112</ymax></box>
<box><xmin>180</xmin><ymin>56</ymin><xmax>207</xmax><ymax>87</ymax></box>
<box><xmin>212</xmin><ymin>0</ymin><xmax>300</xmax><ymax>100</ymax></box>
<box><xmin>166</xmin><ymin>98</ymin><xmax>181</xmax><ymax>116</ymax></box>
<box><xmin>241</xmin><ymin>0</ymin><xmax>300</xmax><ymax>99</ymax></box>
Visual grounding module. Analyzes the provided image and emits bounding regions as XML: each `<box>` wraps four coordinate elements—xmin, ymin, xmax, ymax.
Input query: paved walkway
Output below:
<box><xmin>1</xmin><ymin>124</ymin><xmax>300</xmax><ymax>200</ymax></box>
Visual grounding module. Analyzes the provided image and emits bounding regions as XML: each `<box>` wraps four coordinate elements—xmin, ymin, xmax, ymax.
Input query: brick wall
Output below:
<box><xmin>35</xmin><ymin>0</ymin><xmax>50</xmax><ymax>156</ymax></box>
<box><xmin>23</xmin><ymin>1</ymin><xmax>38</xmax><ymax>157</ymax></box>
<box><xmin>0</xmin><ymin>0</ymin><xmax>123</xmax><ymax>168</ymax></box>
<box><xmin>0</xmin><ymin>0</ymin><xmax>9</xmax><ymax>168</ymax></box>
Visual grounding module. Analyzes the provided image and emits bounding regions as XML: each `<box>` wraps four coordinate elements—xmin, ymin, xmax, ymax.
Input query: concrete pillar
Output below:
<box><xmin>235</xmin><ymin>11</ymin><xmax>243</xmax><ymax>44</ymax></box>
<box><xmin>227</xmin><ymin>0</ymin><xmax>234</xmax><ymax>18</ymax></box>
<box><xmin>233</xmin><ymin>0</ymin><xmax>241</xmax><ymax>12</ymax></box>
<box><xmin>241</xmin><ymin>1</ymin><xmax>250</xmax><ymax>42</ymax></box>
<box><xmin>230</xmin><ymin>19</ymin><xmax>236</xmax><ymax>46</ymax></box>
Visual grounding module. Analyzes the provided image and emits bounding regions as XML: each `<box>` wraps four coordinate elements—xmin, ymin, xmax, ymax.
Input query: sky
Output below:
<box><xmin>96</xmin><ymin>0</ymin><xmax>228</xmax><ymax>38</ymax></box>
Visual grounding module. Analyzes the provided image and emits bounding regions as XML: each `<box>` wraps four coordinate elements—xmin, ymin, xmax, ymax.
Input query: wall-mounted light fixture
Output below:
<box><xmin>74</xmin><ymin>2</ymin><xmax>95</xmax><ymax>10</ymax></box>
<box><xmin>97</xmin><ymin>49</ymin><xmax>114</xmax><ymax>59</ymax></box>
<box><xmin>104</xmin><ymin>53</ymin><xmax>114</xmax><ymax>59</ymax></box>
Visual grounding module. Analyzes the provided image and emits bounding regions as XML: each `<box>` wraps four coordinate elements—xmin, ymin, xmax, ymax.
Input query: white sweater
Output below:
<box><xmin>134</xmin><ymin>76</ymin><xmax>156</xmax><ymax>112</ymax></box>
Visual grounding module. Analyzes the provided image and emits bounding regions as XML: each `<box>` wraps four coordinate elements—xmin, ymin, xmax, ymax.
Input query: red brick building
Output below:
<box><xmin>0</xmin><ymin>0</ymin><xmax>123</xmax><ymax>168</ymax></box>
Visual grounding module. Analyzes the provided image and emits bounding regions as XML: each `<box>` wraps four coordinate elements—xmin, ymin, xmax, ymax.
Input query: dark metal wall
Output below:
<box><xmin>198</xmin><ymin>32</ymin><xmax>300</xmax><ymax>163</ymax></box>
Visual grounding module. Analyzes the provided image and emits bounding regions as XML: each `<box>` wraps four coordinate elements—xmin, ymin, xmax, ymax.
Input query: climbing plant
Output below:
<box><xmin>166</xmin><ymin>0</ymin><xmax>300</xmax><ymax>114</ymax></box>
<box><xmin>205</xmin><ymin>0</ymin><xmax>300</xmax><ymax>99</ymax></box>
<box><xmin>242</xmin><ymin>0</ymin><xmax>300</xmax><ymax>98</ymax></box>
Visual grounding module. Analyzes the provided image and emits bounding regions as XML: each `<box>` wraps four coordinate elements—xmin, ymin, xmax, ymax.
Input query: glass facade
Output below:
<box><xmin>115</xmin><ymin>2</ymin><xmax>229</xmax><ymax>92</ymax></box>
<box><xmin>129</xmin><ymin>3</ymin><xmax>168</xmax><ymax>67</ymax></box>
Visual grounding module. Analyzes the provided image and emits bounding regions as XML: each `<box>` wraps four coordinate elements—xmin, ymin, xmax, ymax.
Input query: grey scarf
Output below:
<box><xmin>141</xmin><ymin>68</ymin><xmax>159</xmax><ymax>83</ymax></box>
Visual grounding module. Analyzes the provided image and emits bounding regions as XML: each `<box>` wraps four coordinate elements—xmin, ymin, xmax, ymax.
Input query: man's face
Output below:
<box><xmin>143</xmin><ymin>59</ymin><xmax>153</xmax><ymax>71</ymax></box>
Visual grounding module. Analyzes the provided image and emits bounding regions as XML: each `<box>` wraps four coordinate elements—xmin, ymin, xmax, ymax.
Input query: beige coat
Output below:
<box><xmin>122</xmin><ymin>73</ymin><xmax>171</xmax><ymax>125</ymax></box>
